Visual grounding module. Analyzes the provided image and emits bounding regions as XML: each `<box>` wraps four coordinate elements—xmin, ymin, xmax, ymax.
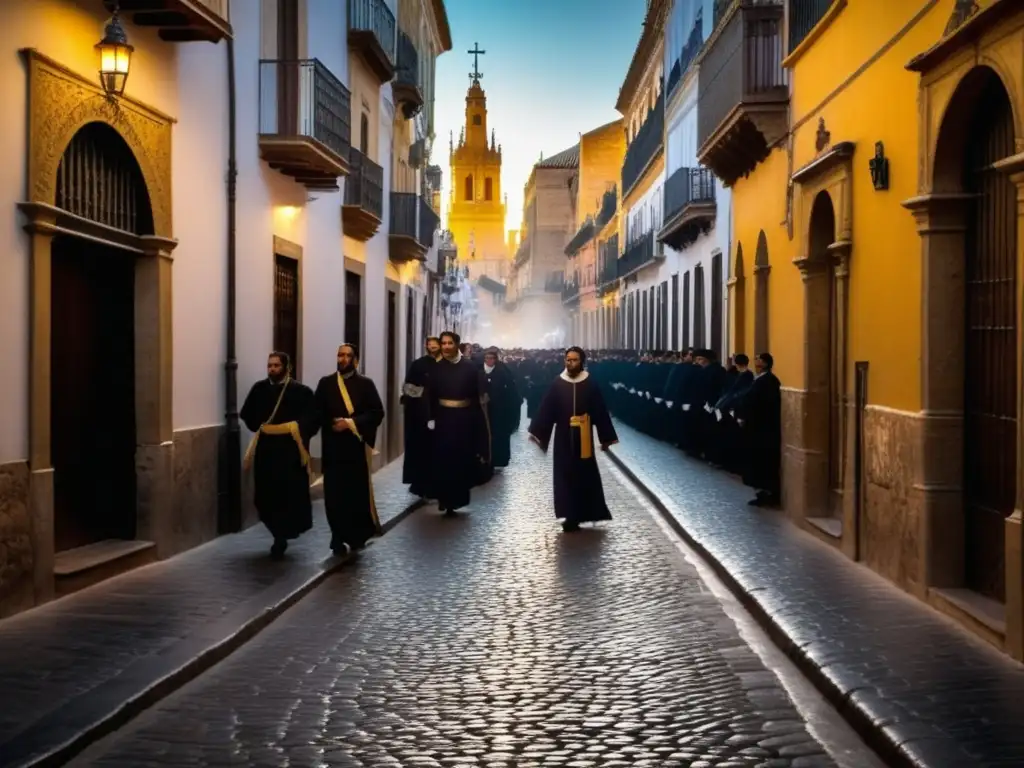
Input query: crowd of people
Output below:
<box><xmin>240</xmin><ymin>336</ymin><xmax>782</xmax><ymax>558</ymax></box>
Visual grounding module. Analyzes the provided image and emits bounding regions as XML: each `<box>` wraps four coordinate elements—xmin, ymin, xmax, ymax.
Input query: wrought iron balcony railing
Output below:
<box><xmin>596</xmin><ymin>186</ymin><xmax>617</xmax><ymax>228</ymax></box>
<box><xmin>394</xmin><ymin>31</ymin><xmax>423</xmax><ymax>117</ymax></box>
<box><xmin>618</xmin><ymin>231</ymin><xmax>660</xmax><ymax>279</ymax></box>
<box><xmin>347</xmin><ymin>0</ymin><xmax>397</xmax><ymax>81</ymax></box>
<box><xmin>390</xmin><ymin>191</ymin><xmax>418</xmax><ymax>238</ymax></box>
<box><xmin>345</xmin><ymin>150</ymin><xmax>384</xmax><ymax>218</ymax></box>
<box><xmin>565</xmin><ymin>217</ymin><xmax>595</xmax><ymax>257</ymax></box>
<box><xmin>418</xmin><ymin>195</ymin><xmax>439</xmax><ymax>248</ymax></box>
<box><xmin>789</xmin><ymin>0</ymin><xmax>833</xmax><ymax>52</ymax></box>
<box><xmin>598</xmin><ymin>234</ymin><xmax>620</xmax><ymax>290</ymax></box>
<box><xmin>664</xmin><ymin>167</ymin><xmax>716</xmax><ymax>221</ymax></box>
<box><xmin>258</xmin><ymin>58</ymin><xmax>352</xmax><ymax>189</ymax></box>
<box><xmin>622</xmin><ymin>98</ymin><xmax>664</xmax><ymax>196</ymax></box>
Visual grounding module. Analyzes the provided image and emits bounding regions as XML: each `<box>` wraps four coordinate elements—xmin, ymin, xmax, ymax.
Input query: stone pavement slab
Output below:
<box><xmin>68</xmin><ymin>428</ymin><xmax>856</xmax><ymax>768</ymax></box>
<box><xmin>605</xmin><ymin>419</ymin><xmax>1024</xmax><ymax>768</ymax></box>
<box><xmin>0</xmin><ymin>458</ymin><xmax>422</xmax><ymax>768</ymax></box>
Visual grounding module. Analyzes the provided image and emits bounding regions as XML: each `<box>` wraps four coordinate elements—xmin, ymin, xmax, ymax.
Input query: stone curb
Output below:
<box><xmin>605</xmin><ymin>448</ymin><xmax>947</xmax><ymax>768</ymax></box>
<box><xmin>6</xmin><ymin>496</ymin><xmax>426</xmax><ymax>768</ymax></box>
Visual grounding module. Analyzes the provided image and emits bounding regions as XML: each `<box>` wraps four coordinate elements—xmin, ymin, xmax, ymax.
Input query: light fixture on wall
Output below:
<box><xmin>96</xmin><ymin>5</ymin><xmax>133</xmax><ymax>98</ymax></box>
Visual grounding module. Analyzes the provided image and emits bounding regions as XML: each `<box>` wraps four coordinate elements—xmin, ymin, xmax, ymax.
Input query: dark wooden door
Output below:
<box><xmin>51</xmin><ymin>236</ymin><xmax>137</xmax><ymax>552</ymax></box>
<box><xmin>683</xmin><ymin>271</ymin><xmax>691</xmax><ymax>348</ymax></box>
<box><xmin>964</xmin><ymin>77</ymin><xmax>1018</xmax><ymax>601</ymax></box>
<box><xmin>671</xmin><ymin>273</ymin><xmax>679</xmax><ymax>351</ymax></box>
<box><xmin>274</xmin><ymin>254</ymin><xmax>299</xmax><ymax>376</ymax></box>
<box><xmin>711</xmin><ymin>253</ymin><xmax>723</xmax><ymax>359</ymax></box>
<box><xmin>406</xmin><ymin>287</ymin><xmax>416</xmax><ymax>373</ymax></box>
<box><xmin>386</xmin><ymin>289</ymin><xmax>398</xmax><ymax>459</ymax></box>
<box><xmin>345</xmin><ymin>270</ymin><xmax>362</xmax><ymax>367</ymax></box>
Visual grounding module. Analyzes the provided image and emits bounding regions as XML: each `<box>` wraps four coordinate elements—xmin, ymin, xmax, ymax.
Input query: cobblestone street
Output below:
<box><xmin>70</xmin><ymin>429</ymin><xmax>868</xmax><ymax>768</ymax></box>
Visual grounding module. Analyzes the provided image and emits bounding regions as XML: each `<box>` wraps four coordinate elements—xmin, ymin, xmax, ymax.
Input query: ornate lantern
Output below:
<box><xmin>96</xmin><ymin>7</ymin><xmax>133</xmax><ymax>98</ymax></box>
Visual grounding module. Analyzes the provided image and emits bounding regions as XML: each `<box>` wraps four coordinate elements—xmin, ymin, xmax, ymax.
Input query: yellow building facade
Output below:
<box><xmin>708</xmin><ymin>0</ymin><xmax>1024</xmax><ymax>659</ymax></box>
<box><xmin>447</xmin><ymin>70</ymin><xmax>507</xmax><ymax>278</ymax></box>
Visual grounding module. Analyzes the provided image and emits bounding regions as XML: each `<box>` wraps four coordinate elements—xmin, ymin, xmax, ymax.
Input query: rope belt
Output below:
<box><xmin>439</xmin><ymin>398</ymin><xmax>471</xmax><ymax>408</ymax></box>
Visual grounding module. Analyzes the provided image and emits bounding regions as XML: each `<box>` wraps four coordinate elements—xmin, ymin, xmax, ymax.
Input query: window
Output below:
<box><xmin>671</xmin><ymin>273</ymin><xmax>679</xmax><ymax>350</ymax></box>
<box><xmin>274</xmin><ymin>254</ymin><xmax>299</xmax><ymax>375</ymax></box>
<box><xmin>360</xmin><ymin>113</ymin><xmax>369</xmax><ymax>155</ymax></box>
<box><xmin>682</xmin><ymin>270</ymin><xmax>691</xmax><ymax>347</ymax></box>
<box><xmin>472</xmin><ymin>114</ymin><xmax>481</xmax><ymax>125</ymax></box>
<box><xmin>485</xmin><ymin>177</ymin><xmax>493</xmax><ymax>201</ymax></box>
<box><xmin>464</xmin><ymin>174</ymin><xmax>474</xmax><ymax>201</ymax></box>
<box><xmin>711</xmin><ymin>252</ymin><xmax>723</xmax><ymax>358</ymax></box>
<box><xmin>694</xmin><ymin>264</ymin><xmax>706</xmax><ymax>346</ymax></box>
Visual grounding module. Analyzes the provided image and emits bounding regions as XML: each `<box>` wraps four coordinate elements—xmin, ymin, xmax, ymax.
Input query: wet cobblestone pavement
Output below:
<box><xmin>607</xmin><ymin>419</ymin><xmax>1024</xmax><ymax>767</ymax></box>
<box><xmin>0</xmin><ymin>460</ymin><xmax>419</xmax><ymax>766</ymax></box>
<box><xmin>73</xmin><ymin>429</ymin><xmax>846</xmax><ymax>768</ymax></box>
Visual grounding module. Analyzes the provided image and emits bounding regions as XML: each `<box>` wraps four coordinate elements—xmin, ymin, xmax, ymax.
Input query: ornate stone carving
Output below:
<box><xmin>22</xmin><ymin>49</ymin><xmax>174</xmax><ymax>239</ymax></box>
<box><xmin>815</xmin><ymin>117</ymin><xmax>831</xmax><ymax>153</ymax></box>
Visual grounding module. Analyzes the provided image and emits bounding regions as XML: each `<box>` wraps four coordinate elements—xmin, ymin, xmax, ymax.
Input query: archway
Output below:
<box><xmin>51</xmin><ymin>123</ymin><xmax>153</xmax><ymax>552</ymax></box>
<box><xmin>754</xmin><ymin>231</ymin><xmax>770</xmax><ymax>354</ymax></box>
<box><xmin>806</xmin><ymin>191</ymin><xmax>842</xmax><ymax>522</ymax></box>
<box><xmin>730</xmin><ymin>243</ymin><xmax>746</xmax><ymax>355</ymax></box>
<box><xmin>20</xmin><ymin>50</ymin><xmax>176</xmax><ymax>603</ymax></box>
<box><xmin>932</xmin><ymin>67</ymin><xmax>1019</xmax><ymax>602</ymax></box>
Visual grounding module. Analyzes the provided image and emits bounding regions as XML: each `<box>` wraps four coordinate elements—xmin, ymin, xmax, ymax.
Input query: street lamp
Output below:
<box><xmin>96</xmin><ymin>6</ymin><xmax>133</xmax><ymax>98</ymax></box>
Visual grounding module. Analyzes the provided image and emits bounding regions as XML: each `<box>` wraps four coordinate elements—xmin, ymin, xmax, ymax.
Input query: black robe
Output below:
<box><xmin>314</xmin><ymin>371</ymin><xmax>385</xmax><ymax>549</ymax></box>
<box><xmin>529</xmin><ymin>371</ymin><xmax>618</xmax><ymax>524</ymax></box>
<box><xmin>240</xmin><ymin>378</ymin><xmax>317</xmax><ymax>540</ymax></box>
<box><xmin>738</xmin><ymin>371</ymin><xmax>782</xmax><ymax>497</ymax></box>
<box><xmin>402</xmin><ymin>354</ymin><xmax>437</xmax><ymax>496</ymax></box>
<box><xmin>429</xmin><ymin>355</ymin><xmax>490</xmax><ymax>510</ymax></box>
<box><xmin>482</xmin><ymin>361</ymin><xmax>522</xmax><ymax>468</ymax></box>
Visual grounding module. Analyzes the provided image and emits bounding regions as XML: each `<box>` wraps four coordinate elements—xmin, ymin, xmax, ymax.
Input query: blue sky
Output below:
<box><xmin>432</xmin><ymin>0</ymin><xmax>647</xmax><ymax>235</ymax></box>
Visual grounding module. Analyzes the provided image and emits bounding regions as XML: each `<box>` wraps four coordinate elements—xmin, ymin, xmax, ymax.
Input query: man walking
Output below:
<box><xmin>241</xmin><ymin>351</ymin><xmax>317</xmax><ymax>558</ymax></box>
<box><xmin>528</xmin><ymin>347</ymin><xmax>618</xmax><ymax>533</ymax></box>
<box><xmin>313</xmin><ymin>344</ymin><xmax>385</xmax><ymax>555</ymax></box>
<box><xmin>402</xmin><ymin>336</ymin><xmax>440</xmax><ymax>498</ymax></box>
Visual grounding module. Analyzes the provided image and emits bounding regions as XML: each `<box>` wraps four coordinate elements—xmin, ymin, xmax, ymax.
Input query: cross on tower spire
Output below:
<box><xmin>468</xmin><ymin>42</ymin><xmax>485</xmax><ymax>83</ymax></box>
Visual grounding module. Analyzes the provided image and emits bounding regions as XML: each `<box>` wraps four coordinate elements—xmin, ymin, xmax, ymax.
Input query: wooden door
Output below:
<box><xmin>828</xmin><ymin>259</ymin><xmax>843</xmax><ymax>518</ymax></box>
<box><xmin>963</xmin><ymin>77</ymin><xmax>1018</xmax><ymax>601</ymax></box>
<box><xmin>386</xmin><ymin>290</ymin><xmax>399</xmax><ymax>460</ymax></box>
<box><xmin>274</xmin><ymin>254</ymin><xmax>299</xmax><ymax>376</ymax></box>
<box><xmin>51</xmin><ymin>237</ymin><xmax>137</xmax><ymax>552</ymax></box>
<box><xmin>345</xmin><ymin>269</ymin><xmax>362</xmax><ymax>368</ymax></box>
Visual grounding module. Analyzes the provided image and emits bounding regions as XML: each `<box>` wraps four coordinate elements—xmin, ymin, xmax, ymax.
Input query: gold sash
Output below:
<box><xmin>242</xmin><ymin>378</ymin><xmax>311</xmax><ymax>477</ymax></box>
<box><xmin>569</xmin><ymin>414</ymin><xmax>593</xmax><ymax>459</ymax></box>
<box><xmin>336</xmin><ymin>373</ymin><xmax>380</xmax><ymax>533</ymax></box>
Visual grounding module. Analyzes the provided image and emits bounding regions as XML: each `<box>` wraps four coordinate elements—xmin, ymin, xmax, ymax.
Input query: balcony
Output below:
<box><xmin>596</xmin><ymin>186</ymin><xmax>618</xmax><ymax>228</ymax></box>
<box><xmin>565</xmin><ymin>217</ymin><xmax>595</xmax><ymax>257</ymax></box>
<box><xmin>393</xmin><ymin>32</ymin><xmax>423</xmax><ymax>119</ymax></box>
<box><xmin>789</xmin><ymin>0</ymin><xmax>834</xmax><ymax>53</ymax></box>
<box><xmin>660</xmin><ymin>167</ymin><xmax>716</xmax><ymax>249</ymax></box>
<box><xmin>418</xmin><ymin>196</ymin><xmax>439</xmax><ymax>249</ymax></box>
<box><xmin>618</xmin><ymin>231</ymin><xmax>661</xmax><ymax>280</ymax></box>
<box><xmin>696</xmin><ymin>1</ymin><xmax>788</xmax><ymax>186</ymax></box>
<box><xmin>258</xmin><ymin>59</ymin><xmax>351</xmax><ymax>190</ymax></box>
<box><xmin>342</xmin><ymin>150</ymin><xmax>383</xmax><ymax>241</ymax></box>
<box><xmin>598</xmin><ymin>235</ymin><xmax>620</xmax><ymax>296</ymax></box>
<box><xmin>348</xmin><ymin>0</ymin><xmax>396</xmax><ymax>83</ymax></box>
<box><xmin>544</xmin><ymin>272</ymin><xmax>565</xmax><ymax>294</ymax></box>
<box><xmin>106</xmin><ymin>0</ymin><xmax>231</xmax><ymax>43</ymax></box>
<box><xmin>562</xmin><ymin>277</ymin><xmax>580</xmax><ymax>307</ymax></box>
<box><xmin>621</xmin><ymin>98</ymin><xmax>664</xmax><ymax>197</ymax></box>
<box><xmin>389</xmin><ymin>192</ymin><xmax>427</xmax><ymax>263</ymax></box>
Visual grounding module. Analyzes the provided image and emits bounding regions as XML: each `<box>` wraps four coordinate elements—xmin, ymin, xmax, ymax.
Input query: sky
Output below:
<box><xmin>431</xmin><ymin>0</ymin><xmax>647</xmax><ymax>236</ymax></box>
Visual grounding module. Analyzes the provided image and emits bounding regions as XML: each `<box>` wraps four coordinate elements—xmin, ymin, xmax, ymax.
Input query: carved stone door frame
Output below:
<box><xmin>790</xmin><ymin>141</ymin><xmax>856</xmax><ymax>556</ymax></box>
<box><xmin>18</xmin><ymin>50</ymin><xmax>176</xmax><ymax>602</ymax></box>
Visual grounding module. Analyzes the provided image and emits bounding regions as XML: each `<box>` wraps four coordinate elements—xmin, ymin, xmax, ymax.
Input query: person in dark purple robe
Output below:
<box><xmin>528</xmin><ymin>346</ymin><xmax>618</xmax><ymax>532</ymax></box>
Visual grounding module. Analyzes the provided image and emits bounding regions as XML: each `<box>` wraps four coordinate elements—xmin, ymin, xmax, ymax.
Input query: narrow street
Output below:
<box><xmin>71</xmin><ymin>429</ymin><xmax>878</xmax><ymax>768</ymax></box>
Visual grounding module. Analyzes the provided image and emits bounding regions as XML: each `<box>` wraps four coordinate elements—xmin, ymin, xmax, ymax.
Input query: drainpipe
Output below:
<box><xmin>220</xmin><ymin>33</ymin><xmax>242</xmax><ymax>534</ymax></box>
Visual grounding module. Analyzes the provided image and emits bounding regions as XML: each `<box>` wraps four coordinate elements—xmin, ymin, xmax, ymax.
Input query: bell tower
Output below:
<box><xmin>446</xmin><ymin>43</ymin><xmax>507</xmax><ymax>280</ymax></box>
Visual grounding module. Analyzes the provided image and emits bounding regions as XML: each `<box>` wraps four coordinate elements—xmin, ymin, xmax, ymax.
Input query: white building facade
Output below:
<box><xmin>659</xmin><ymin>0</ymin><xmax>732</xmax><ymax>358</ymax></box>
<box><xmin>0</xmin><ymin>0</ymin><xmax>449</xmax><ymax>619</ymax></box>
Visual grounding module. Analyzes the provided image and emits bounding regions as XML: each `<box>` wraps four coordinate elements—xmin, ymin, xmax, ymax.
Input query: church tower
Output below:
<box><xmin>446</xmin><ymin>43</ymin><xmax>507</xmax><ymax>281</ymax></box>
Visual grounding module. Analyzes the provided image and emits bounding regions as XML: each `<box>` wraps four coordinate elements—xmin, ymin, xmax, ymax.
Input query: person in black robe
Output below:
<box><xmin>429</xmin><ymin>331</ymin><xmax>491</xmax><ymax>514</ymax></box>
<box><xmin>737</xmin><ymin>352</ymin><xmax>782</xmax><ymax>507</ymax></box>
<box><xmin>482</xmin><ymin>347</ymin><xmax>522</xmax><ymax>470</ymax></box>
<box><xmin>240</xmin><ymin>351</ymin><xmax>317</xmax><ymax>558</ymax></box>
<box><xmin>528</xmin><ymin>346</ymin><xmax>618</xmax><ymax>533</ymax></box>
<box><xmin>402</xmin><ymin>336</ymin><xmax>440</xmax><ymax>498</ymax></box>
<box><xmin>313</xmin><ymin>343</ymin><xmax>385</xmax><ymax>555</ymax></box>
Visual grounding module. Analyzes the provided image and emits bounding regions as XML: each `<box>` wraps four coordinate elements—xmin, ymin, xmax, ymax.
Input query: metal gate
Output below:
<box><xmin>273</xmin><ymin>254</ymin><xmax>299</xmax><ymax>375</ymax></box>
<box><xmin>964</xmin><ymin>74</ymin><xmax>1018</xmax><ymax>601</ymax></box>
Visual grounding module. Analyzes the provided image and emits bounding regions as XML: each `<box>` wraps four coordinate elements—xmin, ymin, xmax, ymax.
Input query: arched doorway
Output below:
<box><xmin>731</xmin><ymin>243</ymin><xmax>746</xmax><ymax>354</ymax></box>
<box><xmin>807</xmin><ymin>191</ymin><xmax>843</xmax><ymax>521</ymax></box>
<box><xmin>51</xmin><ymin>123</ymin><xmax>154</xmax><ymax>553</ymax></box>
<box><xmin>754</xmin><ymin>231</ymin><xmax>769</xmax><ymax>354</ymax></box>
<box><xmin>958</xmin><ymin>71</ymin><xmax>1018</xmax><ymax>602</ymax></box>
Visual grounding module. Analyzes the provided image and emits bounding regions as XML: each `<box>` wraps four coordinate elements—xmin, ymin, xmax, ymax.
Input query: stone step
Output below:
<box><xmin>53</xmin><ymin>540</ymin><xmax>157</xmax><ymax>598</ymax></box>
